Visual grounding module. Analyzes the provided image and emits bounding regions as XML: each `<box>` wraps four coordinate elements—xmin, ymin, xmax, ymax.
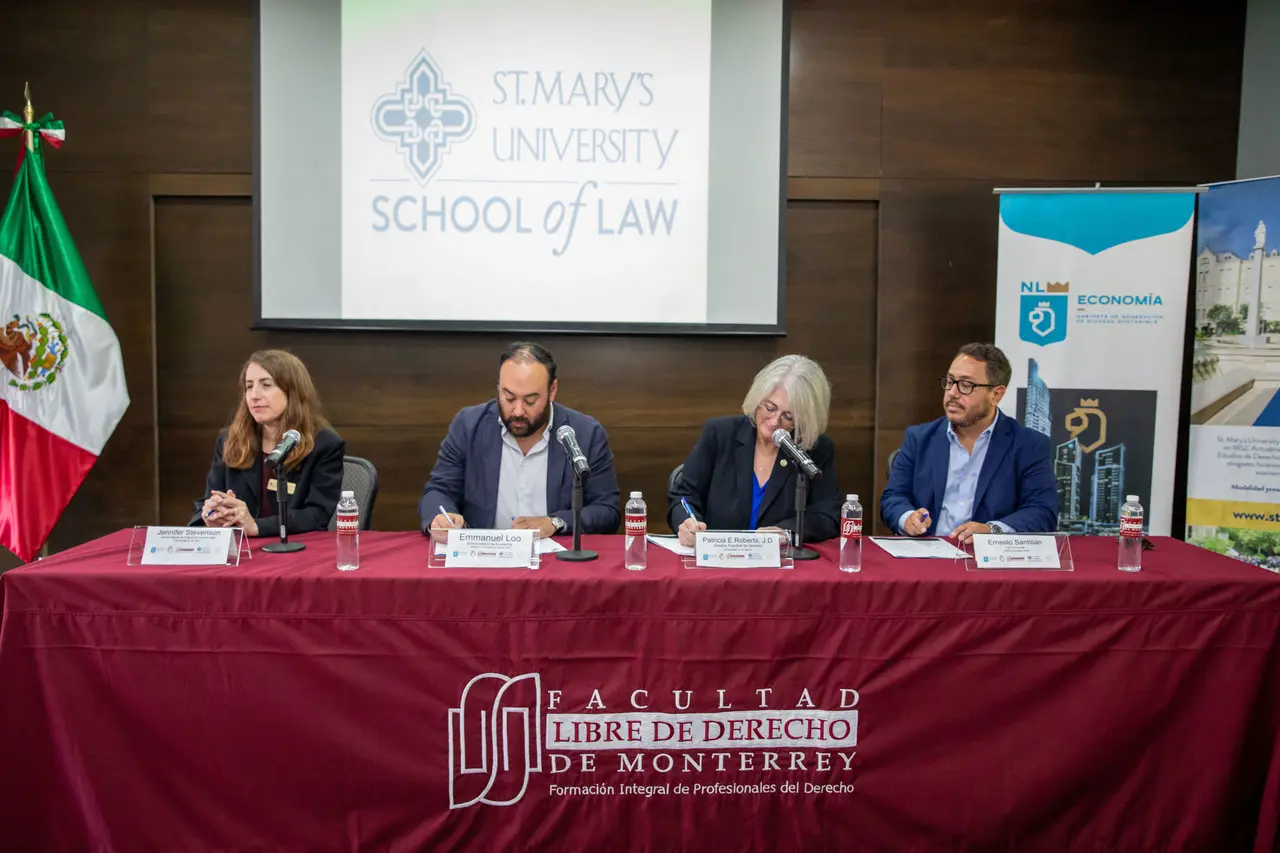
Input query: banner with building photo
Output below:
<box><xmin>993</xmin><ymin>191</ymin><xmax>1196</xmax><ymax>536</ymax></box>
<box><xmin>1186</xmin><ymin>175</ymin><xmax>1280</xmax><ymax>569</ymax></box>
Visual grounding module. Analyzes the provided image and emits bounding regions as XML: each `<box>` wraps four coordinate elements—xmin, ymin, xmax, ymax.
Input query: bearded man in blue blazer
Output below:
<box><xmin>880</xmin><ymin>343</ymin><xmax>1058</xmax><ymax>543</ymax></box>
<box><xmin>420</xmin><ymin>342</ymin><xmax>621</xmax><ymax>539</ymax></box>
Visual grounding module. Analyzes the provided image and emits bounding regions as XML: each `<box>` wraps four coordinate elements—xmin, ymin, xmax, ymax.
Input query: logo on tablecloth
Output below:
<box><xmin>448</xmin><ymin>672</ymin><xmax>861</xmax><ymax>808</ymax></box>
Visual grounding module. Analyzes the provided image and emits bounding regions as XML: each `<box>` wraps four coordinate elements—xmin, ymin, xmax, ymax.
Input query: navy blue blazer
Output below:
<box><xmin>879</xmin><ymin>414</ymin><xmax>1058</xmax><ymax>535</ymax></box>
<box><xmin>190</xmin><ymin>427</ymin><xmax>346</xmax><ymax>537</ymax></box>
<box><xmin>419</xmin><ymin>401</ymin><xmax>621</xmax><ymax>534</ymax></box>
<box><xmin>667</xmin><ymin>415</ymin><xmax>841</xmax><ymax>542</ymax></box>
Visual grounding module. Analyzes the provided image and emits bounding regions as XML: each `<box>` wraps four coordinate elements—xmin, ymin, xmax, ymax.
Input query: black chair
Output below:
<box><xmin>887</xmin><ymin>448</ymin><xmax>900</xmax><ymax>474</ymax></box>
<box><xmin>667</xmin><ymin>463</ymin><xmax>685</xmax><ymax>496</ymax></box>
<box><xmin>328</xmin><ymin>455</ymin><xmax>379</xmax><ymax>531</ymax></box>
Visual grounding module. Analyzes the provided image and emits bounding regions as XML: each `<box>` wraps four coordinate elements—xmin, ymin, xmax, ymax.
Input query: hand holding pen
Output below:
<box><xmin>429</xmin><ymin>504</ymin><xmax>465</xmax><ymax>543</ymax></box>
<box><xmin>677</xmin><ymin>497</ymin><xmax>707</xmax><ymax>547</ymax></box>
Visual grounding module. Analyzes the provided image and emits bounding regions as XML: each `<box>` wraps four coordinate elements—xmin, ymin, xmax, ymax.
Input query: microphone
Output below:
<box><xmin>556</xmin><ymin>424</ymin><xmax>591</xmax><ymax>480</ymax></box>
<box><xmin>773</xmin><ymin>428</ymin><xmax>821</xmax><ymax>479</ymax></box>
<box><xmin>265</xmin><ymin>429</ymin><xmax>301</xmax><ymax>468</ymax></box>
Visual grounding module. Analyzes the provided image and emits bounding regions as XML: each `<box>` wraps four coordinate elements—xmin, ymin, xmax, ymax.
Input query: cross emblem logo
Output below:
<box><xmin>371</xmin><ymin>50</ymin><xmax>475</xmax><ymax>185</ymax></box>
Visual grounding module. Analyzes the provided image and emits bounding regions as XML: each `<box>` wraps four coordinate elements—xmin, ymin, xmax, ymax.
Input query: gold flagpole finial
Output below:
<box><xmin>22</xmin><ymin>82</ymin><xmax>33</xmax><ymax>151</ymax></box>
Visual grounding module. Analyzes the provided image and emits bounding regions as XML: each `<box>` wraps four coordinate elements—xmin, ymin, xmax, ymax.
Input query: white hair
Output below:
<box><xmin>741</xmin><ymin>354</ymin><xmax>831</xmax><ymax>450</ymax></box>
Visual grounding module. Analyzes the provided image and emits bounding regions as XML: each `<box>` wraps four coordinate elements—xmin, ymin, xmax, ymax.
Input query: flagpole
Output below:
<box><xmin>23</xmin><ymin>82</ymin><xmax>33</xmax><ymax>151</ymax></box>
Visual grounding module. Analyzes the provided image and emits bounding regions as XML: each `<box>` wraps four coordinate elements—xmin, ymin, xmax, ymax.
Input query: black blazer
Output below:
<box><xmin>667</xmin><ymin>415</ymin><xmax>841</xmax><ymax>542</ymax></box>
<box><xmin>190</xmin><ymin>427</ymin><xmax>346</xmax><ymax>537</ymax></box>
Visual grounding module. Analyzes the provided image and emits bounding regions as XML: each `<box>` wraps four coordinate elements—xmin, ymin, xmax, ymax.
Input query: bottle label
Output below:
<box><xmin>1120</xmin><ymin>516</ymin><xmax>1143</xmax><ymax>538</ymax></box>
<box><xmin>337</xmin><ymin>514</ymin><xmax>359</xmax><ymax>535</ymax></box>
<box><xmin>625</xmin><ymin>513</ymin><xmax>646</xmax><ymax>537</ymax></box>
<box><xmin>841</xmin><ymin>518</ymin><xmax>862</xmax><ymax>539</ymax></box>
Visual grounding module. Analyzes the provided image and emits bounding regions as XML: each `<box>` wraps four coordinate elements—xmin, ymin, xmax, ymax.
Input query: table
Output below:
<box><xmin>1</xmin><ymin>531</ymin><xmax>1277</xmax><ymax>852</ymax></box>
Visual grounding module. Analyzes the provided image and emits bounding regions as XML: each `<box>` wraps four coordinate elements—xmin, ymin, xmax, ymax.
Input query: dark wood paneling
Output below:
<box><xmin>153</xmin><ymin>200</ymin><xmax>878</xmax><ymax>533</ymax></box>
<box><xmin>876</xmin><ymin>179</ymin><xmax>1000</xmax><ymax>432</ymax></box>
<box><xmin>788</xmin><ymin>4</ymin><xmax>882</xmax><ymax>178</ymax></box>
<box><xmin>146</xmin><ymin>0</ymin><xmax>254</xmax><ymax>174</ymax></box>
<box><xmin>0</xmin><ymin>0</ymin><xmax>148</xmax><ymax>174</ymax></box>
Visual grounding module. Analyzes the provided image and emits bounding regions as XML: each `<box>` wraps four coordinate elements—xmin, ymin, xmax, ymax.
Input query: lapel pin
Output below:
<box><xmin>780</xmin><ymin>459</ymin><xmax>788</xmax><ymax>467</ymax></box>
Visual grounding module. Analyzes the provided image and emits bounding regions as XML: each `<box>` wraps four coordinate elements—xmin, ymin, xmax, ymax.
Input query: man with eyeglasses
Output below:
<box><xmin>879</xmin><ymin>342</ymin><xmax>1058</xmax><ymax>542</ymax></box>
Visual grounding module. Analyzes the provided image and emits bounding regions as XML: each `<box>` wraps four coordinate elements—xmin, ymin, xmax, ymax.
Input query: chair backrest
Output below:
<box><xmin>887</xmin><ymin>448</ymin><xmax>900</xmax><ymax>474</ymax></box>
<box><xmin>667</xmin><ymin>463</ymin><xmax>685</xmax><ymax>496</ymax></box>
<box><xmin>328</xmin><ymin>455</ymin><xmax>379</xmax><ymax>531</ymax></box>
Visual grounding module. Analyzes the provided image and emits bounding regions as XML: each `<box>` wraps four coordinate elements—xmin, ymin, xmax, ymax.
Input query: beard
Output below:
<box><xmin>501</xmin><ymin>405</ymin><xmax>550</xmax><ymax>438</ymax></box>
<box><xmin>945</xmin><ymin>396</ymin><xmax>991</xmax><ymax>428</ymax></box>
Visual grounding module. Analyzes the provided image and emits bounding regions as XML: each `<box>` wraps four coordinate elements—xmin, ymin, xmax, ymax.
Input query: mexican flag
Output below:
<box><xmin>0</xmin><ymin>110</ymin><xmax>129</xmax><ymax>561</ymax></box>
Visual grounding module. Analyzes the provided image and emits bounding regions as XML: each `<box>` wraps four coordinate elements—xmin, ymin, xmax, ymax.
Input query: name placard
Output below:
<box><xmin>142</xmin><ymin>527</ymin><xmax>235</xmax><ymax>566</ymax></box>
<box><xmin>443</xmin><ymin>529</ymin><xmax>536</xmax><ymax>568</ymax></box>
<box><xmin>971</xmin><ymin>534</ymin><xmax>1061</xmax><ymax>570</ymax></box>
<box><xmin>694</xmin><ymin>531</ymin><xmax>782</xmax><ymax>569</ymax></box>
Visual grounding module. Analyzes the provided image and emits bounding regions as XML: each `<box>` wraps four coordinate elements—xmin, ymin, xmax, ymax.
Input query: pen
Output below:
<box><xmin>438</xmin><ymin>506</ymin><xmax>458</xmax><ymax>528</ymax></box>
<box><xmin>680</xmin><ymin>497</ymin><xmax>697</xmax><ymax>523</ymax></box>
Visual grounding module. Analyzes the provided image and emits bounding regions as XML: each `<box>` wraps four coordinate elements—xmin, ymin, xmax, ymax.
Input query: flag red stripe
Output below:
<box><xmin>0</xmin><ymin>399</ymin><xmax>97</xmax><ymax>561</ymax></box>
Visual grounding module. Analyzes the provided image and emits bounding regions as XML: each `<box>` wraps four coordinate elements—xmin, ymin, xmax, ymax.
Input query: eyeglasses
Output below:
<box><xmin>941</xmin><ymin>376</ymin><xmax>998</xmax><ymax>396</ymax></box>
<box><xmin>758</xmin><ymin>401</ymin><xmax>795</xmax><ymax>428</ymax></box>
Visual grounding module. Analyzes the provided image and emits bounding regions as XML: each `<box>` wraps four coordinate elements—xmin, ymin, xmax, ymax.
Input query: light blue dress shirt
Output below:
<box><xmin>898</xmin><ymin>411</ymin><xmax>1013</xmax><ymax>535</ymax></box>
<box><xmin>495</xmin><ymin>404</ymin><xmax>554</xmax><ymax>527</ymax></box>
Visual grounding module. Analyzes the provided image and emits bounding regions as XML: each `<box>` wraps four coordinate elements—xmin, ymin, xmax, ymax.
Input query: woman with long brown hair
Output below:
<box><xmin>191</xmin><ymin>350</ymin><xmax>345</xmax><ymax>537</ymax></box>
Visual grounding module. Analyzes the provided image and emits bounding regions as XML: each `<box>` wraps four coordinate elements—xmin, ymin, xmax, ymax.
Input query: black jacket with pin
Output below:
<box><xmin>667</xmin><ymin>415</ymin><xmax>841</xmax><ymax>542</ymax></box>
<box><xmin>189</xmin><ymin>427</ymin><xmax>346</xmax><ymax>537</ymax></box>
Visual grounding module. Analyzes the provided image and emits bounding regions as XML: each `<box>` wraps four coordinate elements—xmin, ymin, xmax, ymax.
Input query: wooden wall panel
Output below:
<box><xmin>146</xmin><ymin>0</ymin><xmax>254</xmax><ymax>174</ymax></box>
<box><xmin>875</xmin><ymin>179</ymin><xmax>1000</xmax><ymax>433</ymax></box>
<box><xmin>0</xmin><ymin>0</ymin><xmax>148</xmax><ymax>174</ymax></box>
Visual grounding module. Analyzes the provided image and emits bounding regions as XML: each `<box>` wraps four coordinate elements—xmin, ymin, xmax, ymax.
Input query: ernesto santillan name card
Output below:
<box><xmin>970</xmin><ymin>534</ymin><xmax>1061</xmax><ymax>570</ymax></box>
<box><xmin>694</xmin><ymin>531</ymin><xmax>782</xmax><ymax>569</ymax></box>
<box><xmin>443</xmin><ymin>529</ymin><xmax>536</xmax><ymax>568</ymax></box>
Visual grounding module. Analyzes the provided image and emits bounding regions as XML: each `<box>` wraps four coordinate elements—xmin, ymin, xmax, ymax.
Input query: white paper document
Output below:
<box><xmin>869</xmin><ymin>537</ymin><xmax>969</xmax><ymax>559</ymax></box>
<box><xmin>646</xmin><ymin>534</ymin><xmax>695</xmax><ymax>556</ymax></box>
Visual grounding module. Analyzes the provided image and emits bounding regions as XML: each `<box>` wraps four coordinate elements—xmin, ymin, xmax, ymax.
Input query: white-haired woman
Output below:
<box><xmin>668</xmin><ymin>355</ymin><xmax>841</xmax><ymax>546</ymax></box>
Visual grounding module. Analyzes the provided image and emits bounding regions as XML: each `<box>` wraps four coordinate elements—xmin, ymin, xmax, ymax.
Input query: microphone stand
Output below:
<box><xmin>261</xmin><ymin>457</ymin><xmax>305</xmax><ymax>553</ymax></box>
<box><xmin>791</xmin><ymin>471</ymin><xmax>820</xmax><ymax>561</ymax></box>
<box><xmin>555</xmin><ymin>468</ymin><xmax>598</xmax><ymax>562</ymax></box>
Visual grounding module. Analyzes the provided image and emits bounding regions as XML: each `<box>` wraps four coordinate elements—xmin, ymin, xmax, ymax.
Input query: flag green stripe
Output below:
<box><xmin>0</xmin><ymin>144</ymin><xmax>106</xmax><ymax>321</ymax></box>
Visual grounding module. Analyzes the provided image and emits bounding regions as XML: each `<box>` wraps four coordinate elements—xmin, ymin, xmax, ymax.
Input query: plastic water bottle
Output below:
<box><xmin>624</xmin><ymin>491</ymin><xmax>647</xmax><ymax>571</ymax></box>
<box><xmin>336</xmin><ymin>490</ymin><xmax>359</xmax><ymax>571</ymax></box>
<box><xmin>1119</xmin><ymin>494</ymin><xmax>1143</xmax><ymax>572</ymax></box>
<box><xmin>839</xmin><ymin>494</ymin><xmax>863</xmax><ymax>573</ymax></box>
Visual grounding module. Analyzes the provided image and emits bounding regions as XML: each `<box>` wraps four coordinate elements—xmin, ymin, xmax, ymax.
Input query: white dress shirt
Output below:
<box><xmin>494</xmin><ymin>405</ymin><xmax>554</xmax><ymax>528</ymax></box>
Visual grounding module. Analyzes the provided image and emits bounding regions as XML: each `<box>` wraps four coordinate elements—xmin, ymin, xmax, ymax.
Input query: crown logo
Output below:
<box><xmin>1079</xmin><ymin>398</ymin><xmax>1099</xmax><ymax>407</ymax></box>
<box><xmin>1046</xmin><ymin>281</ymin><xmax>1070</xmax><ymax>293</ymax></box>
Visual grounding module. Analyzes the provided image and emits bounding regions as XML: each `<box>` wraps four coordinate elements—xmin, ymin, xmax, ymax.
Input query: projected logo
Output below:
<box><xmin>371</xmin><ymin>50</ymin><xmax>475</xmax><ymax>185</ymax></box>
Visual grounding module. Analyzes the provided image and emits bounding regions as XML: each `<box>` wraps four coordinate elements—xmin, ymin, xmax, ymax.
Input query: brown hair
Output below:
<box><xmin>956</xmin><ymin>342</ymin><xmax>1012</xmax><ymax>388</ymax></box>
<box><xmin>222</xmin><ymin>350</ymin><xmax>329</xmax><ymax>470</ymax></box>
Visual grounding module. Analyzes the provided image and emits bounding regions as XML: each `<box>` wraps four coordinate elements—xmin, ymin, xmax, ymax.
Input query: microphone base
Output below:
<box><xmin>790</xmin><ymin>547</ymin><xmax>821</xmax><ymax>561</ymax></box>
<box><xmin>262</xmin><ymin>541</ymin><xmax>306</xmax><ymax>554</ymax></box>
<box><xmin>555</xmin><ymin>549</ymin><xmax>599</xmax><ymax>563</ymax></box>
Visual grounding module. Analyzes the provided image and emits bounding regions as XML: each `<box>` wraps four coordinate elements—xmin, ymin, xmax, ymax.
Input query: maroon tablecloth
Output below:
<box><xmin>1</xmin><ymin>531</ymin><xmax>1277</xmax><ymax>852</ymax></box>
